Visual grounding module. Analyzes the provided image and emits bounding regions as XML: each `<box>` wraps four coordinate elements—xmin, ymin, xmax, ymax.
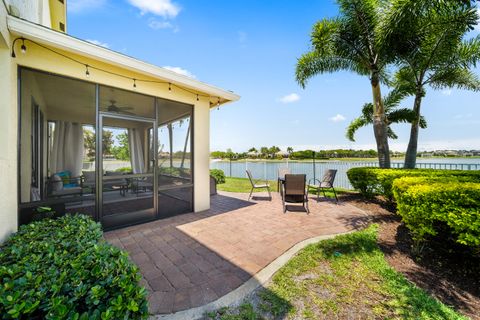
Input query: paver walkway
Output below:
<box><xmin>104</xmin><ymin>191</ymin><xmax>370</xmax><ymax>315</ymax></box>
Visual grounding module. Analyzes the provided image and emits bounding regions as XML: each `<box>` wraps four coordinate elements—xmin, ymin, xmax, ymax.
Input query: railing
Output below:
<box><xmin>210</xmin><ymin>160</ymin><xmax>480</xmax><ymax>190</ymax></box>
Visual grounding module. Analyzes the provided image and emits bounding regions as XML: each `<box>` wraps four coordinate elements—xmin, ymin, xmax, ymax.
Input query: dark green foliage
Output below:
<box><xmin>347</xmin><ymin>167</ymin><xmax>480</xmax><ymax>200</ymax></box>
<box><xmin>393</xmin><ymin>177</ymin><xmax>480</xmax><ymax>248</ymax></box>
<box><xmin>0</xmin><ymin>215</ymin><xmax>148</xmax><ymax>319</ymax></box>
<box><xmin>210</xmin><ymin>169</ymin><xmax>226</xmax><ymax>184</ymax></box>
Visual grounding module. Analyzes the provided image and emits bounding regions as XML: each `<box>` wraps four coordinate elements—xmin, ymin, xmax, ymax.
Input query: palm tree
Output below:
<box><xmin>380</xmin><ymin>0</ymin><xmax>480</xmax><ymax>168</ymax></box>
<box><xmin>248</xmin><ymin>147</ymin><xmax>258</xmax><ymax>153</ymax></box>
<box><xmin>346</xmin><ymin>88</ymin><xmax>427</xmax><ymax>142</ymax></box>
<box><xmin>260</xmin><ymin>147</ymin><xmax>269</xmax><ymax>158</ymax></box>
<box><xmin>287</xmin><ymin>147</ymin><xmax>294</xmax><ymax>154</ymax></box>
<box><xmin>296</xmin><ymin>0</ymin><xmax>394</xmax><ymax>168</ymax></box>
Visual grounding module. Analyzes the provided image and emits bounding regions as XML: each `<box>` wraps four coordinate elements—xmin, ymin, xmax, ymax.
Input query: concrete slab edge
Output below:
<box><xmin>152</xmin><ymin>230</ymin><xmax>355</xmax><ymax>320</ymax></box>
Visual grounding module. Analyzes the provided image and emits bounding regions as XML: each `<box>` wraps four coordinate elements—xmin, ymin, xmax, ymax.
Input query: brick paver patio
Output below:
<box><xmin>104</xmin><ymin>191</ymin><xmax>370</xmax><ymax>315</ymax></box>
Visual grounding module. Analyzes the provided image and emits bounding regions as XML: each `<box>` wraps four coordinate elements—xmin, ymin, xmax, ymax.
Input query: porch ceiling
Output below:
<box><xmin>7</xmin><ymin>15</ymin><xmax>240</xmax><ymax>106</ymax></box>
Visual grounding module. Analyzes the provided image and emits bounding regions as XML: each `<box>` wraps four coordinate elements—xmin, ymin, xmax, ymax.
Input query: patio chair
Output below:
<box><xmin>246</xmin><ymin>169</ymin><xmax>271</xmax><ymax>200</ymax></box>
<box><xmin>282</xmin><ymin>174</ymin><xmax>309</xmax><ymax>213</ymax></box>
<box><xmin>308</xmin><ymin>169</ymin><xmax>338</xmax><ymax>202</ymax></box>
<box><xmin>277</xmin><ymin>167</ymin><xmax>290</xmax><ymax>193</ymax></box>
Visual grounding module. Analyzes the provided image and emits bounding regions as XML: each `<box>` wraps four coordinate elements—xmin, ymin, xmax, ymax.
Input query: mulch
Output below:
<box><xmin>339</xmin><ymin>193</ymin><xmax>480</xmax><ymax>320</ymax></box>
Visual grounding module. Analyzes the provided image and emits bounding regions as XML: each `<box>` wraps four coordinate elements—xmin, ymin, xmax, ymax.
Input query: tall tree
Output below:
<box><xmin>296</xmin><ymin>0</ymin><xmax>394</xmax><ymax>167</ymax></box>
<box><xmin>111</xmin><ymin>132</ymin><xmax>130</xmax><ymax>161</ymax></box>
<box><xmin>83</xmin><ymin>128</ymin><xmax>114</xmax><ymax>160</ymax></box>
<box><xmin>260</xmin><ymin>147</ymin><xmax>269</xmax><ymax>158</ymax></box>
<box><xmin>346</xmin><ymin>88</ymin><xmax>427</xmax><ymax>142</ymax></box>
<box><xmin>380</xmin><ymin>0</ymin><xmax>480</xmax><ymax>168</ymax></box>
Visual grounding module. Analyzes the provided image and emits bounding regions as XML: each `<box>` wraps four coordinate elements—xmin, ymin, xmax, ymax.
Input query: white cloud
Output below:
<box><xmin>69</xmin><ymin>0</ymin><xmax>106</xmax><ymax>13</ymax></box>
<box><xmin>86</xmin><ymin>39</ymin><xmax>109</xmax><ymax>48</ymax></box>
<box><xmin>163</xmin><ymin>66</ymin><xmax>196</xmax><ymax>78</ymax></box>
<box><xmin>329</xmin><ymin>114</ymin><xmax>346</xmax><ymax>122</ymax></box>
<box><xmin>127</xmin><ymin>0</ymin><xmax>181</xmax><ymax>18</ymax></box>
<box><xmin>441</xmin><ymin>89</ymin><xmax>452</xmax><ymax>96</ymax></box>
<box><xmin>149</xmin><ymin>20</ymin><xmax>173</xmax><ymax>30</ymax></box>
<box><xmin>279</xmin><ymin>93</ymin><xmax>300</xmax><ymax>104</ymax></box>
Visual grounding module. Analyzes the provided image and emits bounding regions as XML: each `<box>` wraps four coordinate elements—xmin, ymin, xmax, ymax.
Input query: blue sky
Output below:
<box><xmin>68</xmin><ymin>0</ymin><xmax>480</xmax><ymax>152</ymax></box>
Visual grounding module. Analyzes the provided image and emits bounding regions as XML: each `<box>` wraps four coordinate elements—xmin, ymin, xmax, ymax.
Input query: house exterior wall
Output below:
<box><xmin>0</xmin><ymin>38</ymin><xmax>212</xmax><ymax>240</ymax></box>
<box><xmin>48</xmin><ymin>0</ymin><xmax>66</xmax><ymax>32</ymax></box>
<box><xmin>0</xmin><ymin>5</ymin><xmax>18</xmax><ymax>242</ymax></box>
<box><xmin>4</xmin><ymin>0</ymin><xmax>51</xmax><ymax>28</ymax></box>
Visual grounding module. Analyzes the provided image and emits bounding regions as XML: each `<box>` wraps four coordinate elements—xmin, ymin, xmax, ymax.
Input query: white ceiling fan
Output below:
<box><xmin>101</xmin><ymin>100</ymin><xmax>135</xmax><ymax>115</ymax></box>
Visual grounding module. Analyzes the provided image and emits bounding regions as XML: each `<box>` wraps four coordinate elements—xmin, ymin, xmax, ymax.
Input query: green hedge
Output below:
<box><xmin>347</xmin><ymin>167</ymin><xmax>480</xmax><ymax>200</ymax></box>
<box><xmin>0</xmin><ymin>215</ymin><xmax>148</xmax><ymax>319</ymax></box>
<box><xmin>210</xmin><ymin>169</ymin><xmax>226</xmax><ymax>184</ymax></box>
<box><xmin>393</xmin><ymin>177</ymin><xmax>480</xmax><ymax>248</ymax></box>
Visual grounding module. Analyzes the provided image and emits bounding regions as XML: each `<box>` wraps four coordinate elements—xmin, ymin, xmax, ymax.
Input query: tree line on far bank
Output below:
<box><xmin>210</xmin><ymin>148</ymin><xmax>391</xmax><ymax>160</ymax></box>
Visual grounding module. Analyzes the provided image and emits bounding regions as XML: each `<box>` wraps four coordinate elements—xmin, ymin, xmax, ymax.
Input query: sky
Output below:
<box><xmin>67</xmin><ymin>0</ymin><xmax>480</xmax><ymax>152</ymax></box>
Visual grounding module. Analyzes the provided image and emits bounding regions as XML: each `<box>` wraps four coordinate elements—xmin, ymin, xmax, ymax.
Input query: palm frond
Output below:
<box><xmin>428</xmin><ymin>68</ymin><xmax>480</xmax><ymax>91</ymax></box>
<box><xmin>419</xmin><ymin>116</ymin><xmax>427</xmax><ymax>129</ymax></box>
<box><xmin>386</xmin><ymin>126</ymin><xmax>398</xmax><ymax>140</ymax></box>
<box><xmin>387</xmin><ymin>108</ymin><xmax>418</xmax><ymax>124</ymax></box>
<box><xmin>361</xmin><ymin>103</ymin><xmax>374</xmax><ymax>119</ymax></box>
<box><xmin>295</xmin><ymin>52</ymin><xmax>359</xmax><ymax>88</ymax></box>
<box><xmin>346</xmin><ymin>116</ymin><xmax>371</xmax><ymax>142</ymax></box>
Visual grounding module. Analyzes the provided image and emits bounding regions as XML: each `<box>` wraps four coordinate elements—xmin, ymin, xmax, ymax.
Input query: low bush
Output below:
<box><xmin>0</xmin><ymin>215</ymin><xmax>148</xmax><ymax>319</ymax></box>
<box><xmin>115</xmin><ymin>167</ymin><xmax>132</xmax><ymax>173</ymax></box>
<box><xmin>393</xmin><ymin>177</ymin><xmax>480</xmax><ymax>248</ymax></box>
<box><xmin>347</xmin><ymin>167</ymin><xmax>480</xmax><ymax>200</ymax></box>
<box><xmin>210</xmin><ymin>169</ymin><xmax>226</xmax><ymax>184</ymax></box>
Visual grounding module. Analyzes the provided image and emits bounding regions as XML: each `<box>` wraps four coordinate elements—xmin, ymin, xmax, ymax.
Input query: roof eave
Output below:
<box><xmin>7</xmin><ymin>15</ymin><xmax>240</xmax><ymax>103</ymax></box>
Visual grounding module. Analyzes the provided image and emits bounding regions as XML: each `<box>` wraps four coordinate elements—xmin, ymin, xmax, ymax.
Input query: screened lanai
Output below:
<box><xmin>18</xmin><ymin>67</ymin><xmax>194</xmax><ymax>229</ymax></box>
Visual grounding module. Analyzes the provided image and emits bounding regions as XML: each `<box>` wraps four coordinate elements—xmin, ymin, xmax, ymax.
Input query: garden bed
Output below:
<box><xmin>344</xmin><ymin>193</ymin><xmax>480</xmax><ymax>320</ymax></box>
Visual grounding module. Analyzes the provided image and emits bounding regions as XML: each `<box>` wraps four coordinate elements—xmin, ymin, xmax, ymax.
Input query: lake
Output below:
<box><xmin>210</xmin><ymin>158</ymin><xmax>480</xmax><ymax>190</ymax></box>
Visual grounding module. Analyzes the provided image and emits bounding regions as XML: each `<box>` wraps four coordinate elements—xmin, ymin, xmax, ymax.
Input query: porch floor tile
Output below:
<box><xmin>104</xmin><ymin>191</ymin><xmax>370</xmax><ymax>315</ymax></box>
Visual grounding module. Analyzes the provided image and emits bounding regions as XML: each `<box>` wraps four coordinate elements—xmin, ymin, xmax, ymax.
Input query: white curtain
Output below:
<box><xmin>128</xmin><ymin>128</ymin><xmax>145</xmax><ymax>174</ymax></box>
<box><xmin>50</xmin><ymin>121</ymin><xmax>84</xmax><ymax>176</ymax></box>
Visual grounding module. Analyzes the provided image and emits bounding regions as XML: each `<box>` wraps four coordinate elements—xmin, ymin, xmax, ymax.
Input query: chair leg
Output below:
<box><xmin>305</xmin><ymin>196</ymin><xmax>310</xmax><ymax>214</ymax></box>
<box><xmin>267</xmin><ymin>186</ymin><xmax>271</xmax><ymax>199</ymax></box>
<box><xmin>332</xmin><ymin>187</ymin><xmax>338</xmax><ymax>203</ymax></box>
<box><xmin>248</xmin><ymin>187</ymin><xmax>254</xmax><ymax>200</ymax></box>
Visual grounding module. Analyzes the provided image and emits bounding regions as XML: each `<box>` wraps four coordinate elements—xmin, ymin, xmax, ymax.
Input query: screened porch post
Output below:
<box><xmin>168</xmin><ymin>123</ymin><xmax>173</xmax><ymax>168</ymax></box>
<box><xmin>180</xmin><ymin>121</ymin><xmax>191</xmax><ymax>169</ymax></box>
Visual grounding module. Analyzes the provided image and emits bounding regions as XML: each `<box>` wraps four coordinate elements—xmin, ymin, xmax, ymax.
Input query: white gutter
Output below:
<box><xmin>7</xmin><ymin>15</ymin><xmax>240</xmax><ymax>104</ymax></box>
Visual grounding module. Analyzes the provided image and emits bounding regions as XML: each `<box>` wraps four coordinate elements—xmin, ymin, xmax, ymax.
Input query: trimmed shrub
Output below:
<box><xmin>393</xmin><ymin>177</ymin><xmax>480</xmax><ymax>248</ymax></box>
<box><xmin>0</xmin><ymin>215</ymin><xmax>148</xmax><ymax>319</ymax></box>
<box><xmin>115</xmin><ymin>167</ymin><xmax>132</xmax><ymax>173</ymax></box>
<box><xmin>210</xmin><ymin>169</ymin><xmax>226</xmax><ymax>184</ymax></box>
<box><xmin>347</xmin><ymin>167</ymin><xmax>480</xmax><ymax>200</ymax></box>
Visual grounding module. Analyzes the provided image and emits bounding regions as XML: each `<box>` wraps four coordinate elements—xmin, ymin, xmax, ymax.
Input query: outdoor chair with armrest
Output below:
<box><xmin>282</xmin><ymin>174</ymin><xmax>309</xmax><ymax>213</ymax></box>
<box><xmin>277</xmin><ymin>167</ymin><xmax>290</xmax><ymax>193</ymax></box>
<box><xmin>308</xmin><ymin>169</ymin><xmax>338</xmax><ymax>202</ymax></box>
<box><xmin>246</xmin><ymin>169</ymin><xmax>271</xmax><ymax>200</ymax></box>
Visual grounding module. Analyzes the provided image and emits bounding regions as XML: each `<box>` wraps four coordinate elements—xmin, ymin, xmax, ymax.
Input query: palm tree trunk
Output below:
<box><xmin>371</xmin><ymin>75</ymin><xmax>391</xmax><ymax>168</ymax></box>
<box><xmin>404</xmin><ymin>92</ymin><xmax>423</xmax><ymax>169</ymax></box>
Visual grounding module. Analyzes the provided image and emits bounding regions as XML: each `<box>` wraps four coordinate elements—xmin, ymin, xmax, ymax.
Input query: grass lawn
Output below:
<box><xmin>217</xmin><ymin>177</ymin><xmax>349</xmax><ymax>199</ymax></box>
<box><xmin>206</xmin><ymin>225</ymin><xmax>467</xmax><ymax>320</ymax></box>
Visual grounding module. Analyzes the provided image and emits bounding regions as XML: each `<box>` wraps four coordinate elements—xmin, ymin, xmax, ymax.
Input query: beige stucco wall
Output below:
<box><xmin>0</xmin><ymin>15</ymin><xmax>18</xmax><ymax>242</ymax></box>
<box><xmin>0</xmin><ymin>36</ymin><xmax>212</xmax><ymax>241</ymax></box>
